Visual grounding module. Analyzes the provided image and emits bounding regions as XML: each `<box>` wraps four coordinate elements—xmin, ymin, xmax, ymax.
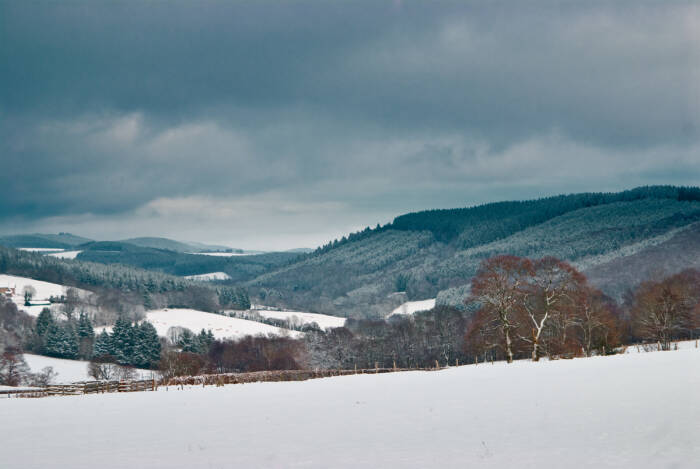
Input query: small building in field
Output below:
<box><xmin>0</xmin><ymin>286</ymin><xmax>16</xmax><ymax>298</ymax></box>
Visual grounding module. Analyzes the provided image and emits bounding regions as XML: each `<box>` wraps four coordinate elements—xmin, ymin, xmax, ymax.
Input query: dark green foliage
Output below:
<box><xmin>0</xmin><ymin>246</ymin><xmax>251</xmax><ymax>310</ymax></box>
<box><xmin>0</xmin><ymin>232</ymin><xmax>91</xmax><ymax>249</ymax></box>
<box><xmin>45</xmin><ymin>323</ymin><xmax>79</xmax><ymax>359</ymax></box>
<box><xmin>35</xmin><ymin>308</ymin><xmax>54</xmax><ymax>338</ymax></box>
<box><xmin>76</xmin><ymin>241</ymin><xmax>301</xmax><ymax>281</ymax></box>
<box><xmin>77</xmin><ymin>312</ymin><xmax>95</xmax><ymax>359</ymax></box>
<box><xmin>395</xmin><ymin>273</ymin><xmax>411</xmax><ymax>292</ymax></box>
<box><xmin>94</xmin><ymin>319</ymin><xmax>161</xmax><ymax>368</ymax></box>
<box><xmin>93</xmin><ymin>330</ymin><xmax>113</xmax><ymax>357</ymax></box>
<box><xmin>111</xmin><ymin>317</ymin><xmax>135</xmax><ymax>364</ymax></box>
<box><xmin>249</xmin><ymin>186</ymin><xmax>700</xmax><ymax>317</ymax></box>
<box><xmin>132</xmin><ymin>322</ymin><xmax>161</xmax><ymax>368</ymax></box>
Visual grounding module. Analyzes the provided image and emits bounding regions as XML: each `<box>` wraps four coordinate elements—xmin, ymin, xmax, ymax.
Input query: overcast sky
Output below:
<box><xmin>1</xmin><ymin>1</ymin><xmax>698</xmax><ymax>250</ymax></box>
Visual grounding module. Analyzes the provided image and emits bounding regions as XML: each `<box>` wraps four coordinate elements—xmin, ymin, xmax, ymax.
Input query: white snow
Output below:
<box><xmin>22</xmin><ymin>354</ymin><xmax>155</xmax><ymax>384</ymax></box>
<box><xmin>389</xmin><ymin>298</ymin><xmax>436</xmax><ymax>316</ymax></box>
<box><xmin>254</xmin><ymin>309</ymin><xmax>346</xmax><ymax>330</ymax></box>
<box><xmin>0</xmin><ymin>274</ymin><xmax>90</xmax><ymax>317</ymax></box>
<box><xmin>47</xmin><ymin>250</ymin><xmax>82</xmax><ymax>259</ymax></box>
<box><xmin>17</xmin><ymin>247</ymin><xmax>64</xmax><ymax>252</ymax></box>
<box><xmin>2</xmin><ymin>345</ymin><xmax>699</xmax><ymax>468</ymax></box>
<box><xmin>184</xmin><ymin>271</ymin><xmax>231</xmax><ymax>281</ymax></box>
<box><xmin>98</xmin><ymin>308</ymin><xmax>302</xmax><ymax>340</ymax></box>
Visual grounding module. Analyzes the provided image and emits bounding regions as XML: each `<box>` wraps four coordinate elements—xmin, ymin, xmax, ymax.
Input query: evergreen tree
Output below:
<box><xmin>93</xmin><ymin>330</ymin><xmax>114</xmax><ymax>357</ymax></box>
<box><xmin>132</xmin><ymin>322</ymin><xmax>161</xmax><ymax>368</ymax></box>
<box><xmin>45</xmin><ymin>323</ymin><xmax>78</xmax><ymax>359</ymax></box>
<box><xmin>35</xmin><ymin>308</ymin><xmax>54</xmax><ymax>337</ymax></box>
<box><xmin>178</xmin><ymin>329</ymin><xmax>199</xmax><ymax>353</ymax></box>
<box><xmin>197</xmin><ymin>329</ymin><xmax>214</xmax><ymax>354</ymax></box>
<box><xmin>111</xmin><ymin>317</ymin><xmax>135</xmax><ymax>364</ymax></box>
<box><xmin>76</xmin><ymin>312</ymin><xmax>95</xmax><ymax>359</ymax></box>
<box><xmin>77</xmin><ymin>312</ymin><xmax>94</xmax><ymax>339</ymax></box>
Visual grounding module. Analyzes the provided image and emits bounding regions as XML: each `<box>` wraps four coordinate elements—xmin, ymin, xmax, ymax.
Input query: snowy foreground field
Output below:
<box><xmin>3</xmin><ymin>347</ymin><xmax>699</xmax><ymax>468</ymax></box>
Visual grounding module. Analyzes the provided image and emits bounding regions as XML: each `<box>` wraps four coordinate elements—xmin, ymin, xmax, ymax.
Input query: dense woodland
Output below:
<box><xmin>0</xmin><ymin>246</ymin><xmax>251</xmax><ymax>313</ymax></box>
<box><xmin>248</xmin><ymin>187</ymin><xmax>700</xmax><ymax>317</ymax></box>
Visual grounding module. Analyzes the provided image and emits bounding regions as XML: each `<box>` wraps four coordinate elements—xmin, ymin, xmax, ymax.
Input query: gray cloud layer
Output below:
<box><xmin>1</xmin><ymin>1</ymin><xmax>698</xmax><ymax>249</ymax></box>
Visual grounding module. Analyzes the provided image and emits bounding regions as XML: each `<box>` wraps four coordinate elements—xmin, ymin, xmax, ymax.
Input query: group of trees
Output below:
<box><xmin>0</xmin><ymin>246</ymin><xmax>252</xmax><ymax>313</ymax></box>
<box><xmin>31</xmin><ymin>309</ymin><xmax>95</xmax><ymax>360</ymax></box>
<box><xmin>466</xmin><ymin>256</ymin><xmax>621</xmax><ymax>362</ymax></box>
<box><xmin>158</xmin><ymin>334</ymin><xmax>305</xmax><ymax>379</ymax></box>
<box><xmin>0</xmin><ymin>347</ymin><xmax>57</xmax><ymax>387</ymax></box>
<box><xmin>466</xmin><ymin>255</ymin><xmax>700</xmax><ymax>363</ymax></box>
<box><xmin>93</xmin><ymin>318</ymin><xmax>161</xmax><ymax>368</ymax></box>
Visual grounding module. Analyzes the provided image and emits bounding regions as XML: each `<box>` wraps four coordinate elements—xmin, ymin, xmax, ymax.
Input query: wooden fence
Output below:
<box><xmin>1</xmin><ymin>366</ymin><xmax>440</xmax><ymax>398</ymax></box>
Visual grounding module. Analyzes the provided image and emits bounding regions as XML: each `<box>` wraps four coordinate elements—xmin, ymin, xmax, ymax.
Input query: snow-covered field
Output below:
<box><xmin>47</xmin><ymin>250</ymin><xmax>82</xmax><ymax>259</ymax></box>
<box><xmin>254</xmin><ymin>309</ymin><xmax>346</xmax><ymax>329</ymax></box>
<box><xmin>389</xmin><ymin>298</ymin><xmax>436</xmax><ymax>316</ymax></box>
<box><xmin>2</xmin><ymin>346</ymin><xmax>698</xmax><ymax>468</ymax></box>
<box><xmin>184</xmin><ymin>271</ymin><xmax>231</xmax><ymax>281</ymax></box>
<box><xmin>98</xmin><ymin>308</ymin><xmax>302</xmax><ymax>340</ymax></box>
<box><xmin>0</xmin><ymin>274</ymin><xmax>90</xmax><ymax>317</ymax></box>
<box><xmin>23</xmin><ymin>354</ymin><xmax>155</xmax><ymax>384</ymax></box>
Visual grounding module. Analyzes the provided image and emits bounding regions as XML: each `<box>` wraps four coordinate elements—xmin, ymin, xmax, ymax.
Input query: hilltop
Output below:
<box><xmin>245</xmin><ymin>186</ymin><xmax>700</xmax><ymax>317</ymax></box>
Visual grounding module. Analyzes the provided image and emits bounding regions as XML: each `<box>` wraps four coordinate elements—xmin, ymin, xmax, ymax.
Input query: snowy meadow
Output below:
<box><xmin>2</xmin><ymin>345</ymin><xmax>698</xmax><ymax>469</ymax></box>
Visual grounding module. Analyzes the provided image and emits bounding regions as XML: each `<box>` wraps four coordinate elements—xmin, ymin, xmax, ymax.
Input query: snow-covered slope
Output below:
<box><xmin>47</xmin><ymin>250</ymin><xmax>82</xmax><ymax>259</ymax></box>
<box><xmin>97</xmin><ymin>309</ymin><xmax>302</xmax><ymax>340</ymax></box>
<box><xmin>253</xmin><ymin>309</ymin><xmax>346</xmax><ymax>330</ymax></box>
<box><xmin>389</xmin><ymin>298</ymin><xmax>436</xmax><ymax>316</ymax></box>
<box><xmin>184</xmin><ymin>272</ymin><xmax>231</xmax><ymax>281</ymax></box>
<box><xmin>0</xmin><ymin>274</ymin><xmax>90</xmax><ymax>317</ymax></box>
<box><xmin>23</xmin><ymin>354</ymin><xmax>154</xmax><ymax>384</ymax></box>
<box><xmin>3</xmin><ymin>346</ymin><xmax>698</xmax><ymax>468</ymax></box>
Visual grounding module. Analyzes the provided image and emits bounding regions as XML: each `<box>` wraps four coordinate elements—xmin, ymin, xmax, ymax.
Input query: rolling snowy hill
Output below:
<box><xmin>0</xmin><ymin>274</ymin><xmax>91</xmax><ymax>317</ymax></box>
<box><xmin>97</xmin><ymin>309</ymin><xmax>302</xmax><ymax>340</ymax></box>
<box><xmin>2</xmin><ymin>345</ymin><xmax>698</xmax><ymax>468</ymax></box>
<box><xmin>23</xmin><ymin>354</ymin><xmax>155</xmax><ymax>384</ymax></box>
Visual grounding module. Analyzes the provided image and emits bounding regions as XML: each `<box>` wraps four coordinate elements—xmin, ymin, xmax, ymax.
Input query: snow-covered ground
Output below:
<box><xmin>184</xmin><ymin>271</ymin><xmax>231</xmax><ymax>281</ymax></box>
<box><xmin>253</xmin><ymin>309</ymin><xmax>346</xmax><ymax>330</ymax></box>
<box><xmin>47</xmin><ymin>250</ymin><xmax>82</xmax><ymax>259</ymax></box>
<box><xmin>0</xmin><ymin>274</ymin><xmax>90</xmax><ymax>317</ymax></box>
<box><xmin>22</xmin><ymin>354</ymin><xmax>155</xmax><ymax>384</ymax></box>
<box><xmin>389</xmin><ymin>298</ymin><xmax>436</xmax><ymax>316</ymax></box>
<box><xmin>2</xmin><ymin>346</ymin><xmax>698</xmax><ymax>468</ymax></box>
<box><xmin>97</xmin><ymin>309</ymin><xmax>302</xmax><ymax>340</ymax></box>
<box><xmin>17</xmin><ymin>247</ymin><xmax>64</xmax><ymax>253</ymax></box>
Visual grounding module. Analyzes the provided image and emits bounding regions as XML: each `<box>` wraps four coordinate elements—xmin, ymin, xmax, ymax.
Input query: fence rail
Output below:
<box><xmin>2</xmin><ymin>366</ymin><xmax>440</xmax><ymax>399</ymax></box>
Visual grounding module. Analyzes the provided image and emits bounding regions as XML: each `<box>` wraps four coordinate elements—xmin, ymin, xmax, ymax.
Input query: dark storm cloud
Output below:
<box><xmin>0</xmin><ymin>0</ymin><xmax>698</xmax><ymax>248</ymax></box>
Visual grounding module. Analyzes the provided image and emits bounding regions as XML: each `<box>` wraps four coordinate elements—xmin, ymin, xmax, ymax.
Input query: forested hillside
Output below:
<box><xmin>0</xmin><ymin>247</ymin><xmax>250</xmax><ymax>312</ymax></box>
<box><xmin>0</xmin><ymin>233</ymin><xmax>92</xmax><ymax>249</ymax></box>
<box><xmin>75</xmin><ymin>242</ymin><xmax>300</xmax><ymax>280</ymax></box>
<box><xmin>247</xmin><ymin>187</ymin><xmax>700</xmax><ymax>318</ymax></box>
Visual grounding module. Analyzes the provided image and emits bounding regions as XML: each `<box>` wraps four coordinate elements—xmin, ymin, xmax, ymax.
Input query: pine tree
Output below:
<box><xmin>35</xmin><ymin>308</ymin><xmax>54</xmax><ymax>338</ymax></box>
<box><xmin>178</xmin><ymin>329</ymin><xmax>199</xmax><ymax>353</ymax></box>
<box><xmin>111</xmin><ymin>317</ymin><xmax>135</xmax><ymax>365</ymax></box>
<box><xmin>93</xmin><ymin>330</ymin><xmax>114</xmax><ymax>358</ymax></box>
<box><xmin>132</xmin><ymin>322</ymin><xmax>161</xmax><ymax>368</ymax></box>
<box><xmin>77</xmin><ymin>313</ymin><xmax>94</xmax><ymax>339</ymax></box>
<box><xmin>45</xmin><ymin>323</ymin><xmax>78</xmax><ymax>359</ymax></box>
<box><xmin>77</xmin><ymin>313</ymin><xmax>95</xmax><ymax>359</ymax></box>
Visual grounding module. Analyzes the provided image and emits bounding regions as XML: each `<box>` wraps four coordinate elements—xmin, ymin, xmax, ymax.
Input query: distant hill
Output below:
<box><xmin>75</xmin><ymin>241</ymin><xmax>302</xmax><ymax>281</ymax></box>
<box><xmin>0</xmin><ymin>232</ymin><xmax>92</xmax><ymax>249</ymax></box>
<box><xmin>245</xmin><ymin>186</ymin><xmax>700</xmax><ymax>318</ymax></box>
<box><xmin>120</xmin><ymin>237</ymin><xmax>240</xmax><ymax>253</ymax></box>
